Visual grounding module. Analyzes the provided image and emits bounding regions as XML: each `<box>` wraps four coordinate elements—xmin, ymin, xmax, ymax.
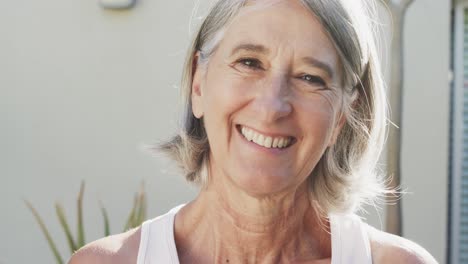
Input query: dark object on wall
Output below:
<box><xmin>100</xmin><ymin>0</ymin><xmax>137</xmax><ymax>10</ymax></box>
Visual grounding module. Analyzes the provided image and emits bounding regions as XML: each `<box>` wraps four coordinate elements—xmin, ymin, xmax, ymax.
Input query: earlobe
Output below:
<box><xmin>191</xmin><ymin>52</ymin><xmax>204</xmax><ymax>119</ymax></box>
<box><xmin>329</xmin><ymin>114</ymin><xmax>346</xmax><ymax>146</ymax></box>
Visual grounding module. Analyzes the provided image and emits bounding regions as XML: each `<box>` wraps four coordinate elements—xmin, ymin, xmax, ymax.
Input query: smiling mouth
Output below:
<box><xmin>237</xmin><ymin>125</ymin><xmax>296</xmax><ymax>149</ymax></box>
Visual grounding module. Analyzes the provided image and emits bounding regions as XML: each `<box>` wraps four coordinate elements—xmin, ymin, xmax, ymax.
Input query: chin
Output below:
<box><xmin>228</xmin><ymin>167</ymin><xmax>297</xmax><ymax>197</ymax></box>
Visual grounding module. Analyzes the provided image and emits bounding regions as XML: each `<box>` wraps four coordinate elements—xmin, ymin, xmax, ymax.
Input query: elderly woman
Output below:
<box><xmin>70</xmin><ymin>0</ymin><xmax>437</xmax><ymax>263</ymax></box>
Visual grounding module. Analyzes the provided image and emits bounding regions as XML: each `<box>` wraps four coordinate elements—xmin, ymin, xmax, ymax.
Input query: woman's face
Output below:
<box><xmin>192</xmin><ymin>0</ymin><xmax>344</xmax><ymax>196</ymax></box>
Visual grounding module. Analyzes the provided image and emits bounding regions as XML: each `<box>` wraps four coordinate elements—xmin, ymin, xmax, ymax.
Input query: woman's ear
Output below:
<box><xmin>328</xmin><ymin>113</ymin><xmax>346</xmax><ymax>147</ymax></box>
<box><xmin>191</xmin><ymin>52</ymin><xmax>204</xmax><ymax>119</ymax></box>
<box><xmin>329</xmin><ymin>90</ymin><xmax>358</xmax><ymax>146</ymax></box>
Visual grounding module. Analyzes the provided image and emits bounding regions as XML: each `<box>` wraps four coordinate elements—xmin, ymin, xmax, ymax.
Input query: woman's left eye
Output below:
<box><xmin>301</xmin><ymin>74</ymin><xmax>326</xmax><ymax>87</ymax></box>
<box><xmin>237</xmin><ymin>58</ymin><xmax>263</xmax><ymax>69</ymax></box>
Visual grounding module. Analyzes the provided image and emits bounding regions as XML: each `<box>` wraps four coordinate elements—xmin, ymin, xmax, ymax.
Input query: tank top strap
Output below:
<box><xmin>137</xmin><ymin>205</ymin><xmax>371</xmax><ymax>264</ymax></box>
<box><xmin>330</xmin><ymin>213</ymin><xmax>372</xmax><ymax>264</ymax></box>
<box><xmin>136</xmin><ymin>204</ymin><xmax>184</xmax><ymax>264</ymax></box>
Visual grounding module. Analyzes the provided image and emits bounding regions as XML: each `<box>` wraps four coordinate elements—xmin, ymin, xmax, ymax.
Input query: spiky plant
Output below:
<box><xmin>25</xmin><ymin>181</ymin><xmax>147</xmax><ymax>264</ymax></box>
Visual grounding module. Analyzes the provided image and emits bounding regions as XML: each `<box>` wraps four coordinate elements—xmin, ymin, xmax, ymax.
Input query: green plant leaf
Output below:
<box><xmin>25</xmin><ymin>200</ymin><xmax>64</xmax><ymax>264</ymax></box>
<box><xmin>99</xmin><ymin>201</ymin><xmax>110</xmax><ymax>237</ymax></box>
<box><xmin>135</xmin><ymin>184</ymin><xmax>146</xmax><ymax>226</ymax></box>
<box><xmin>55</xmin><ymin>202</ymin><xmax>78</xmax><ymax>253</ymax></box>
<box><xmin>123</xmin><ymin>195</ymin><xmax>138</xmax><ymax>231</ymax></box>
<box><xmin>76</xmin><ymin>181</ymin><xmax>85</xmax><ymax>248</ymax></box>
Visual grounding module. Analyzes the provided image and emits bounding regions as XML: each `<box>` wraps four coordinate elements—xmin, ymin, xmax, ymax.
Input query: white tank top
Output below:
<box><xmin>136</xmin><ymin>204</ymin><xmax>372</xmax><ymax>264</ymax></box>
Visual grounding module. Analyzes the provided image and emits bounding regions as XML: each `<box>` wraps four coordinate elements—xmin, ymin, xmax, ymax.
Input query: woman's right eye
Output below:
<box><xmin>237</xmin><ymin>58</ymin><xmax>262</xmax><ymax>70</ymax></box>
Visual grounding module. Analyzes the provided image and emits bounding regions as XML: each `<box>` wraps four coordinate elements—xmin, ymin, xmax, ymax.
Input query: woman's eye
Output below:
<box><xmin>237</xmin><ymin>58</ymin><xmax>262</xmax><ymax>69</ymax></box>
<box><xmin>301</xmin><ymin>74</ymin><xmax>326</xmax><ymax>87</ymax></box>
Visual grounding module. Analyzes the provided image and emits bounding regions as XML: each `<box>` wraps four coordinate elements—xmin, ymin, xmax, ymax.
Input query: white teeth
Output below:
<box><xmin>252</xmin><ymin>132</ymin><xmax>258</xmax><ymax>142</ymax></box>
<box><xmin>278</xmin><ymin>138</ymin><xmax>284</xmax><ymax>148</ymax></box>
<box><xmin>264</xmin><ymin>137</ymin><xmax>273</xmax><ymax>148</ymax></box>
<box><xmin>246</xmin><ymin>129</ymin><xmax>253</xmax><ymax>141</ymax></box>
<box><xmin>272</xmin><ymin>138</ymin><xmax>279</xmax><ymax>148</ymax></box>
<box><xmin>242</xmin><ymin>127</ymin><xmax>253</xmax><ymax>141</ymax></box>
<box><xmin>240</xmin><ymin>126</ymin><xmax>291</xmax><ymax>149</ymax></box>
<box><xmin>256</xmin><ymin>134</ymin><xmax>265</xmax><ymax>146</ymax></box>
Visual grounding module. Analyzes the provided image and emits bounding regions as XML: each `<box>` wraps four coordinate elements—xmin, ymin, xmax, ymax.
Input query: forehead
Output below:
<box><xmin>217</xmin><ymin>0</ymin><xmax>339</xmax><ymax>69</ymax></box>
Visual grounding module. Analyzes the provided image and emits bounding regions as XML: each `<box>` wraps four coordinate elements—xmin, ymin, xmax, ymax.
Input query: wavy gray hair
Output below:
<box><xmin>160</xmin><ymin>0</ymin><xmax>388</xmax><ymax>214</ymax></box>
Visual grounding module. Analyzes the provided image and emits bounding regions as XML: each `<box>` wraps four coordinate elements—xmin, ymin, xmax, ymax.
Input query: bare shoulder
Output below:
<box><xmin>67</xmin><ymin>227</ymin><xmax>141</xmax><ymax>264</ymax></box>
<box><xmin>365</xmin><ymin>224</ymin><xmax>438</xmax><ymax>264</ymax></box>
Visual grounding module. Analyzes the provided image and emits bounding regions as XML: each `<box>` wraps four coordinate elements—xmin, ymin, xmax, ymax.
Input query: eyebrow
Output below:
<box><xmin>230</xmin><ymin>43</ymin><xmax>270</xmax><ymax>56</ymax></box>
<box><xmin>230</xmin><ymin>43</ymin><xmax>335</xmax><ymax>79</ymax></box>
<box><xmin>302</xmin><ymin>57</ymin><xmax>334</xmax><ymax>79</ymax></box>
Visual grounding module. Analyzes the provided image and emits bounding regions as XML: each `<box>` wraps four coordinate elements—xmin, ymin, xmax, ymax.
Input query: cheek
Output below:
<box><xmin>297</xmin><ymin>95</ymin><xmax>340</xmax><ymax>143</ymax></box>
<box><xmin>201</xmin><ymin>68</ymin><xmax>250</xmax><ymax>144</ymax></box>
<box><xmin>203</xmin><ymin>66</ymin><xmax>252</xmax><ymax>117</ymax></box>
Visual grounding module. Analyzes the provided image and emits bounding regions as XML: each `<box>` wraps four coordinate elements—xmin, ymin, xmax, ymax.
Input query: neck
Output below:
<box><xmin>174</xmin><ymin>175</ymin><xmax>331</xmax><ymax>263</ymax></box>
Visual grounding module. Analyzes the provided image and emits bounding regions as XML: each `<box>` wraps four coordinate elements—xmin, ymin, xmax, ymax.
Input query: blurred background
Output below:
<box><xmin>0</xmin><ymin>0</ymin><xmax>459</xmax><ymax>263</ymax></box>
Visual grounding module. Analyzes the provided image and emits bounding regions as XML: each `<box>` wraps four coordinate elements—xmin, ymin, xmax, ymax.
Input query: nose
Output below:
<box><xmin>252</xmin><ymin>74</ymin><xmax>292</xmax><ymax>123</ymax></box>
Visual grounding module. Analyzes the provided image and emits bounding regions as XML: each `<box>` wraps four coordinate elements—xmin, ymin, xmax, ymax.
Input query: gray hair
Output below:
<box><xmin>160</xmin><ymin>0</ymin><xmax>389</xmax><ymax>214</ymax></box>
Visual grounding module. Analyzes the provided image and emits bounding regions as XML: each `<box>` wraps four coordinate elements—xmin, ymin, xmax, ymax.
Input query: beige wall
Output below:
<box><xmin>1</xmin><ymin>2</ymin><xmax>198</xmax><ymax>263</ymax></box>
<box><xmin>0</xmin><ymin>0</ymin><xmax>450</xmax><ymax>263</ymax></box>
<box><xmin>362</xmin><ymin>2</ymin><xmax>450</xmax><ymax>263</ymax></box>
<box><xmin>400</xmin><ymin>0</ymin><xmax>450</xmax><ymax>262</ymax></box>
